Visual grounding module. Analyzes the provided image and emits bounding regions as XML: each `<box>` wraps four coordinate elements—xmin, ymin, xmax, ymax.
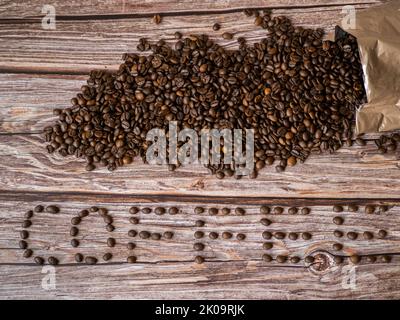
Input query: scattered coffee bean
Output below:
<box><xmin>194</xmin><ymin>255</ymin><xmax>205</xmax><ymax>264</ymax></box>
<box><xmin>139</xmin><ymin>231</ymin><xmax>150</xmax><ymax>239</ymax></box>
<box><xmin>350</xmin><ymin>254</ymin><xmax>361</xmax><ymax>264</ymax></box>
<box><xmin>71</xmin><ymin>239</ymin><xmax>80</xmax><ymax>248</ymax></box>
<box><xmin>333</xmin><ymin>205</ymin><xmax>343</xmax><ymax>212</ymax></box>
<box><xmin>208</xmin><ymin>208</ymin><xmax>218</xmax><ymax>215</ymax></box>
<box><xmin>377</xmin><ymin>230</ymin><xmax>387</xmax><ymax>239</ymax></box>
<box><xmin>222</xmin><ymin>32</ymin><xmax>233</xmax><ymax>40</ymax></box>
<box><xmin>86</xmin><ymin>164</ymin><xmax>95</xmax><ymax>171</ymax></box>
<box><xmin>71</xmin><ymin>217</ymin><xmax>81</xmax><ymax>225</ymax></box>
<box><xmin>236</xmin><ymin>233</ymin><xmax>246</xmax><ymax>241</ymax></box>
<box><xmin>262</xmin><ymin>242</ymin><xmax>273</xmax><ymax>250</ymax></box>
<box><xmin>19</xmin><ymin>240</ymin><xmax>28</xmax><ymax>249</ymax></box>
<box><xmin>276</xmin><ymin>255</ymin><xmax>287</xmax><ymax>263</ymax></box>
<box><xmin>260</xmin><ymin>206</ymin><xmax>270</xmax><ymax>214</ymax></box>
<box><xmin>288</xmin><ymin>207</ymin><xmax>298</xmax><ymax>214</ymax></box>
<box><xmin>141</xmin><ymin>207</ymin><xmax>152</xmax><ymax>214</ymax></box>
<box><xmin>301</xmin><ymin>207</ymin><xmax>310</xmax><ymax>215</ymax></box>
<box><xmin>365</xmin><ymin>205</ymin><xmax>375</xmax><ymax>214</ymax></box>
<box><xmin>262</xmin><ymin>254</ymin><xmax>272</xmax><ymax>262</ymax></box>
<box><xmin>221</xmin><ymin>207</ymin><xmax>230</xmax><ymax>215</ymax></box>
<box><xmin>273</xmin><ymin>207</ymin><xmax>284</xmax><ymax>214</ymax></box>
<box><xmin>97</xmin><ymin>208</ymin><xmax>107</xmax><ymax>216</ymax></box>
<box><xmin>274</xmin><ymin>232</ymin><xmax>286</xmax><ymax>239</ymax></box>
<box><xmin>260</xmin><ymin>218</ymin><xmax>272</xmax><ymax>226</ymax></box>
<box><xmin>107</xmin><ymin>237</ymin><xmax>116</xmax><ymax>247</ymax></box>
<box><xmin>127</xmin><ymin>256</ymin><xmax>137</xmax><ymax>263</ymax></box>
<box><xmin>22</xmin><ymin>220</ymin><xmax>32</xmax><ymax>228</ymax></box>
<box><xmin>151</xmin><ymin>233</ymin><xmax>161</xmax><ymax>240</ymax></box>
<box><xmin>366</xmin><ymin>255</ymin><xmax>377</xmax><ymax>263</ymax></box>
<box><xmin>348</xmin><ymin>205</ymin><xmax>358</xmax><ymax>212</ymax></box>
<box><xmin>378</xmin><ymin>205</ymin><xmax>389</xmax><ymax>212</ymax></box>
<box><xmin>212</xmin><ymin>23</ymin><xmax>221</xmax><ymax>31</ymax></box>
<box><xmin>20</xmin><ymin>230</ymin><xmax>29</xmax><ymax>240</ymax></box>
<box><xmin>104</xmin><ymin>215</ymin><xmax>113</xmax><ymax>224</ymax></box>
<box><xmin>334</xmin><ymin>256</ymin><xmax>343</xmax><ymax>264</ymax></box>
<box><xmin>127</xmin><ymin>242</ymin><xmax>136</xmax><ymax>250</ymax></box>
<box><xmin>304</xmin><ymin>256</ymin><xmax>315</xmax><ymax>264</ymax></box>
<box><xmin>174</xmin><ymin>31</ymin><xmax>182</xmax><ymax>39</ymax></box>
<box><xmin>34</xmin><ymin>256</ymin><xmax>44</xmax><ymax>265</ymax></box>
<box><xmin>222</xmin><ymin>232</ymin><xmax>233</xmax><ymax>239</ymax></box>
<box><xmin>194</xmin><ymin>231</ymin><xmax>204</xmax><ymax>239</ymax></box>
<box><xmin>75</xmin><ymin>253</ymin><xmax>83</xmax><ymax>263</ymax></box>
<box><xmin>45</xmin><ymin>205</ymin><xmax>59</xmax><ymax>214</ymax></box>
<box><xmin>79</xmin><ymin>209</ymin><xmax>90</xmax><ymax>218</ymax></box>
<box><xmin>262</xmin><ymin>231</ymin><xmax>272</xmax><ymax>240</ymax></box>
<box><xmin>195</xmin><ymin>220</ymin><xmax>205</xmax><ymax>227</ymax></box>
<box><xmin>288</xmin><ymin>232</ymin><xmax>298</xmax><ymax>240</ymax></box>
<box><xmin>333</xmin><ymin>243</ymin><xmax>343</xmax><ymax>251</ymax></box>
<box><xmin>152</xmin><ymin>14</ymin><xmax>161</xmax><ymax>24</ymax></box>
<box><xmin>333</xmin><ymin>216</ymin><xmax>344</xmax><ymax>225</ymax></box>
<box><xmin>129</xmin><ymin>217</ymin><xmax>139</xmax><ymax>225</ymax></box>
<box><xmin>85</xmin><ymin>256</ymin><xmax>97</xmax><ymax>265</ymax></box>
<box><xmin>48</xmin><ymin>256</ymin><xmax>59</xmax><ymax>265</ymax></box>
<box><xmin>103</xmin><ymin>253</ymin><xmax>112</xmax><ymax>261</ymax></box>
<box><xmin>154</xmin><ymin>207</ymin><xmax>166</xmax><ymax>215</ymax></box>
<box><xmin>363</xmin><ymin>231</ymin><xmax>373</xmax><ymax>240</ymax></box>
<box><xmin>355</xmin><ymin>137</ymin><xmax>366</xmax><ymax>146</ymax></box>
<box><xmin>302</xmin><ymin>232</ymin><xmax>312</xmax><ymax>240</ymax></box>
<box><xmin>129</xmin><ymin>207</ymin><xmax>139</xmax><ymax>214</ymax></box>
<box><xmin>380</xmin><ymin>255</ymin><xmax>391</xmax><ymax>263</ymax></box>
<box><xmin>333</xmin><ymin>230</ymin><xmax>344</xmax><ymax>238</ymax></box>
<box><xmin>209</xmin><ymin>232</ymin><xmax>218</xmax><ymax>240</ymax></box>
<box><xmin>163</xmin><ymin>231</ymin><xmax>174</xmax><ymax>239</ymax></box>
<box><xmin>194</xmin><ymin>207</ymin><xmax>204</xmax><ymax>214</ymax></box>
<box><xmin>24</xmin><ymin>210</ymin><xmax>34</xmax><ymax>219</ymax></box>
<box><xmin>89</xmin><ymin>206</ymin><xmax>98</xmax><ymax>212</ymax></box>
<box><xmin>106</xmin><ymin>224</ymin><xmax>115</xmax><ymax>232</ymax></box>
<box><xmin>34</xmin><ymin>205</ymin><xmax>44</xmax><ymax>213</ymax></box>
<box><xmin>194</xmin><ymin>243</ymin><xmax>205</xmax><ymax>251</ymax></box>
<box><xmin>168</xmin><ymin>207</ymin><xmax>179</xmax><ymax>215</ymax></box>
<box><xmin>290</xmin><ymin>256</ymin><xmax>301</xmax><ymax>264</ymax></box>
<box><xmin>347</xmin><ymin>232</ymin><xmax>358</xmax><ymax>240</ymax></box>
<box><xmin>235</xmin><ymin>207</ymin><xmax>245</xmax><ymax>215</ymax></box>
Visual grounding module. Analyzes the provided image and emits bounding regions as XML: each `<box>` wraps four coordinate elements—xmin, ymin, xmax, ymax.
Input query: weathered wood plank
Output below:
<box><xmin>0</xmin><ymin>199</ymin><xmax>399</xmax><ymax>299</ymax></box>
<box><xmin>0</xmin><ymin>4</ymin><xmax>378</xmax><ymax>74</ymax></box>
<box><xmin>0</xmin><ymin>0</ymin><xmax>384</xmax><ymax>19</ymax></box>
<box><xmin>0</xmin><ymin>133</ymin><xmax>400</xmax><ymax>198</ymax></box>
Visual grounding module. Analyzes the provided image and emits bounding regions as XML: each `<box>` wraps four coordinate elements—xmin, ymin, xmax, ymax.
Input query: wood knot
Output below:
<box><xmin>307</xmin><ymin>251</ymin><xmax>336</xmax><ymax>275</ymax></box>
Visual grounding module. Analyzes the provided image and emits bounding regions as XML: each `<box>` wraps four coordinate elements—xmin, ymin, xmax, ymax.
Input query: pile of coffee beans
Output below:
<box><xmin>43</xmin><ymin>9</ymin><xmax>366</xmax><ymax>177</ymax></box>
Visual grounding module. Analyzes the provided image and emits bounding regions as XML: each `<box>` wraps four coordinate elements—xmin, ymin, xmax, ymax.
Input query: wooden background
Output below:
<box><xmin>1</xmin><ymin>0</ymin><xmax>400</xmax><ymax>300</ymax></box>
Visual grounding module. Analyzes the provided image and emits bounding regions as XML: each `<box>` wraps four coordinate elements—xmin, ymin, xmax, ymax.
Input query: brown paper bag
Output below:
<box><xmin>334</xmin><ymin>1</ymin><xmax>400</xmax><ymax>133</ymax></box>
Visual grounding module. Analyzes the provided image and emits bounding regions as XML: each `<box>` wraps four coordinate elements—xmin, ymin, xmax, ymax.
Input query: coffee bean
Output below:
<box><xmin>236</xmin><ymin>233</ymin><xmax>246</xmax><ymax>241</ymax></box>
<box><xmin>288</xmin><ymin>232</ymin><xmax>298</xmax><ymax>240</ymax></box>
<box><xmin>193</xmin><ymin>229</ymin><xmax>205</xmax><ymax>239</ymax></box>
<box><xmin>107</xmin><ymin>237</ymin><xmax>116</xmax><ymax>247</ymax></box>
<box><xmin>260</xmin><ymin>206</ymin><xmax>270</xmax><ymax>214</ymax></box>
<box><xmin>209</xmin><ymin>232</ymin><xmax>218</xmax><ymax>240</ymax></box>
<box><xmin>363</xmin><ymin>231</ymin><xmax>373</xmax><ymax>240</ymax></box>
<box><xmin>262</xmin><ymin>242</ymin><xmax>273</xmax><ymax>250</ymax></box>
<box><xmin>195</xmin><ymin>256</ymin><xmax>205</xmax><ymax>264</ymax></box>
<box><xmin>34</xmin><ymin>205</ymin><xmax>44</xmax><ymax>213</ymax></box>
<box><xmin>85</xmin><ymin>164</ymin><xmax>95</xmax><ymax>171</ymax></box>
<box><xmin>174</xmin><ymin>31</ymin><xmax>182</xmax><ymax>39</ymax></box>
<box><xmin>129</xmin><ymin>217</ymin><xmax>139</xmax><ymax>225</ymax></box>
<box><xmin>333</xmin><ymin>243</ymin><xmax>343</xmax><ymax>251</ymax></box>
<box><xmin>141</xmin><ymin>207</ymin><xmax>152</xmax><ymax>214</ymax></box>
<box><xmin>194</xmin><ymin>243</ymin><xmax>205</xmax><ymax>251</ymax></box>
<box><xmin>194</xmin><ymin>207</ymin><xmax>204</xmax><ymax>214</ymax></box>
<box><xmin>379</xmin><ymin>205</ymin><xmax>389</xmax><ymax>212</ymax></box>
<box><xmin>262</xmin><ymin>231</ymin><xmax>272</xmax><ymax>240</ymax></box>
<box><xmin>347</xmin><ymin>232</ymin><xmax>358</xmax><ymax>240</ymax></box>
<box><xmin>168</xmin><ymin>207</ymin><xmax>179</xmax><ymax>215</ymax></box>
<box><xmin>350</xmin><ymin>254</ymin><xmax>361</xmax><ymax>264</ymax></box>
<box><xmin>71</xmin><ymin>239</ymin><xmax>80</xmax><ymax>247</ymax></box>
<box><xmin>34</xmin><ymin>256</ymin><xmax>44</xmax><ymax>265</ymax></box>
<box><xmin>163</xmin><ymin>231</ymin><xmax>174</xmax><ymax>239</ymax></box>
<box><xmin>365</xmin><ymin>205</ymin><xmax>375</xmax><ymax>214</ymax></box>
<box><xmin>333</xmin><ymin>216</ymin><xmax>344</xmax><ymax>225</ymax></box>
<box><xmin>348</xmin><ymin>205</ymin><xmax>358</xmax><ymax>212</ymax></box>
<box><xmin>333</xmin><ymin>230</ymin><xmax>343</xmax><ymax>238</ymax></box>
<box><xmin>127</xmin><ymin>256</ymin><xmax>137</xmax><ymax>263</ymax></box>
<box><xmin>262</xmin><ymin>254</ymin><xmax>272</xmax><ymax>262</ymax></box>
<box><xmin>355</xmin><ymin>138</ymin><xmax>366</xmax><ymax>146</ymax></box>
<box><xmin>302</xmin><ymin>232</ymin><xmax>312</xmax><ymax>240</ymax></box>
<box><xmin>301</xmin><ymin>207</ymin><xmax>310</xmax><ymax>215</ymax></box>
<box><xmin>97</xmin><ymin>208</ymin><xmax>107</xmax><ymax>217</ymax></box>
<box><xmin>24</xmin><ymin>210</ymin><xmax>34</xmax><ymax>219</ymax></box>
<box><xmin>288</xmin><ymin>207</ymin><xmax>298</xmax><ymax>214</ymax></box>
<box><xmin>290</xmin><ymin>256</ymin><xmax>301</xmax><ymax>264</ymax></box>
<box><xmin>128</xmin><ymin>230</ymin><xmax>138</xmax><ymax>237</ymax></box>
<box><xmin>129</xmin><ymin>207</ymin><xmax>139</xmax><ymax>214</ymax></box>
<box><xmin>151</xmin><ymin>233</ymin><xmax>161</xmax><ymax>240</ymax></box>
<box><xmin>22</xmin><ymin>220</ymin><xmax>32</xmax><ymax>228</ymax></box>
<box><xmin>103</xmin><ymin>215</ymin><xmax>113</xmax><ymax>224</ymax></box>
<box><xmin>208</xmin><ymin>208</ymin><xmax>218</xmax><ymax>215</ymax></box>
<box><xmin>79</xmin><ymin>209</ymin><xmax>90</xmax><ymax>218</ymax></box>
<box><xmin>377</xmin><ymin>230</ymin><xmax>387</xmax><ymax>239</ymax></box>
<box><xmin>334</xmin><ymin>256</ymin><xmax>343</xmax><ymax>264</ymax></box>
<box><xmin>127</xmin><ymin>242</ymin><xmax>136</xmax><ymax>250</ymax></box>
<box><xmin>333</xmin><ymin>205</ymin><xmax>343</xmax><ymax>212</ymax></box>
<box><xmin>381</xmin><ymin>255</ymin><xmax>391</xmax><ymax>263</ymax></box>
<box><xmin>85</xmin><ymin>256</ymin><xmax>97</xmax><ymax>265</ymax></box>
<box><xmin>71</xmin><ymin>217</ymin><xmax>81</xmax><ymax>225</ymax></box>
<box><xmin>20</xmin><ymin>230</ymin><xmax>29</xmax><ymax>240</ymax></box>
<box><xmin>274</xmin><ymin>232</ymin><xmax>286</xmax><ymax>239</ymax></box>
<box><xmin>48</xmin><ymin>256</ymin><xmax>59</xmax><ymax>265</ymax></box>
<box><xmin>45</xmin><ymin>205</ymin><xmax>59</xmax><ymax>214</ymax></box>
<box><xmin>89</xmin><ymin>206</ymin><xmax>98</xmax><ymax>212</ymax></box>
<box><xmin>304</xmin><ymin>256</ymin><xmax>315</xmax><ymax>264</ymax></box>
<box><xmin>103</xmin><ymin>253</ymin><xmax>112</xmax><ymax>261</ymax></box>
<box><xmin>260</xmin><ymin>218</ymin><xmax>272</xmax><ymax>226</ymax></box>
<box><xmin>152</xmin><ymin>14</ymin><xmax>161</xmax><ymax>24</ymax></box>
<box><xmin>222</xmin><ymin>32</ymin><xmax>233</xmax><ymax>40</ymax></box>
<box><xmin>75</xmin><ymin>253</ymin><xmax>83</xmax><ymax>263</ymax></box>
<box><xmin>273</xmin><ymin>207</ymin><xmax>284</xmax><ymax>214</ymax></box>
<box><xmin>154</xmin><ymin>207</ymin><xmax>166</xmax><ymax>215</ymax></box>
<box><xmin>212</xmin><ymin>23</ymin><xmax>221</xmax><ymax>31</ymax></box>
<box><xmin>276</xmin><ymin>255</ymin><xmax>287</xmax><ymax>263</ymax></box>
<box><xmin>139</xmin><ymin>231</ymin><xmax>150</xmax><ymax>239</ymax></box>
<box><xmin>19</xmin><ymin>240</ymin><xmax>28</xmax><ymax>249</ymax></box>
<box><xmin>221</xmin><ymin>207</ymin><xmax>230</xmax><ymax>215</ymax></box>
<box><xmin>106</xmin><ymin>224</ymin><xmax>115</xmax><ymax>232</ymax></box>
<box><xmin>222</xmin><ymin>232</ymin><xmax>232</xmax><ymax>239</ymax></box>
<box><xmin>366</xmin><ymin>256</ymin><xmax>377</xmax><ymax>263</ymax></box>
<box><xmin>195</xmin><ymin>220</ymin><xmax>205</xmax><ymax>227</ymax></box>
<box><xmin>235</xmin><ymin>207</ymin><xmax>245</xmax><ymax>215</ymax></box>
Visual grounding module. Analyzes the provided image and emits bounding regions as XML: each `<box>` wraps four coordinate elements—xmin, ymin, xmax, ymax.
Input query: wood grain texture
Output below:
<box><xmin>0</xmin><ymin>199</ymin><xmax>399</xmax><ymax>299</ymax></box>
<box><xmin>0</xmin><ymin>4</ymin><xmax>381</xmax><ymax>74</ymax></box>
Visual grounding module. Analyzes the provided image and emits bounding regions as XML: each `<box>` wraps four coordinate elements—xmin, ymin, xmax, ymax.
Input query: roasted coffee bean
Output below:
<box><xmin>154</xmin><ymin>207</ymin><xmax>166</xmax><ymax>215</ymax></box>
<box><xmin>129</xmin><ymin>217</ymin><xmax>139</xmax><ymax>225</ymax></box>
<box><xmin>22</xmin><ymin>220</ymin><xmax>32</xmax><ymax>228</ymax></box>
<box><xmin>333</xmin><ymin>243</ymin><xmax>343</xmax><ymax>251</ymax></box>
<box><xmin>221</xmin><ymin>207</ymin><xmax>230</xmax><ymax>215</ymax></box>
<box><xmin>75</xmin><ymin>253</ymin><xmax>84</xmax><ymax>263</ymax></box>
<box><xmin>379</xmin><ymin>205</ymin><xmax>389</xmax><ymax>212</ymax></box>
<box><xmin>262</xmin><ymin>242</ymin><xmax>273</xmax><ymax>250</ymax></box>
<box><xmin>106</xmin><ymin>224</ymin><xmax>115</xmax><ymax>232</ymax></box>
<box><xmin>19</xmin><ymin>240</ymin><xmax>28</xmax><ymax>249</ymax></box>
<box><xmin>141</xmin><ymin>207</ymin><xmax>152</xmax><ymax>214</ymax></box>
<box><xmin>71</xmin><ymin>239</ymin><xmax>80</xmax><ymax>248</ymax></box>
<box><xmin>347</xmin><ymin>232</ymin><xmax>358</xmax><ymax>240</ymax></box>
<box><xmin>129</xmin><ymin>207</ymin><xmax>139</xmax><ymax>214</ymax></box>
<box><xmin>260</xmin><ymin>206</ymin><xmax>270</xmax><ymax>214</ymax></box>
<box><xmin>34</xmin><ymin>256</ymin><xmax>44</xmax><ymax>265</ymax></box>
<box><xmin>333</xmin><ymin>216</ymin><xmax>344</xmax><ymax>225</ymax></box>
<box><xmin>222</xmin><ymin>32</ymin><xmax>233</xmax><ymax>40</ymax></box>
<box><xmin>103</xmin><ymin>253</ymin><xmax>112</xmax><ymax>261</ymax></box>
<box><xmin>152</xmin><ymin>14</ymin><xmax>161</xmax><ymax>24</ymax></box>
<box><xmin>168</xmin><ymin>207</ymin><xmax>179</xmax><ymax>215</ymax></box>
<box><xmin>79</xmin><ymin>209</ymin><xmax>90</xmax><ymax>218</ymax></box>
<box><xmin>222</xmin><ymin>232</ymin><xmax>232</xmax><ymax>239</ymax></box>
<box><xmin>262</xmin><ymin>231</ymin><xmax>272</xmax><ymax>240</ymax></box>
<box><xmin>46</xmin><ymin>205</ymin><xmax>59</xmax><ymax>214</ymax></box>
<box><xmin>195</xmin><ymin>220</ymin><xmax>205</xmax><ymax>227</ymax></box>
<box><xmin>107</xmin><ymin>237</ymin><xmax>116</xmax><ymax>247</ymax></box>
<box><xmin>366</xmin><ymin>255</ymin><xmax>377</xmax><ymax>263</ymax></box>
<box><xmin>235</xmin><ymin>207</ymin><xmax>245</xmax><ymax>215</ymax></box>
<box><xmin>212</xmin><ymin>23</ymin><xmax>221</xmax><ymax>31</ymax></box>
<box><xmin>89</xmin><ymin>206</ymin><xmax>98</xmax><ymax>212</ymax></box>
<box><xmin>139</xmin><ymin>231</ymin><xmax>150</xmax><ymax>239</ymax></box>
<box><xmin>365</xmin><ymin>205</ymin><xmax>375</xmax><ymax>214</ymax></box>
<box><xmin>48</xmin><ymin>256</ymin><xmax>59</xmax><ymax>265</ymax></box>
<box><xmin>333</xmin><ymin>205</ymin><xmax>343</xmax><ymax>212</ymax></box>
<box><xmin>333</xmin><ymin>230</ymin><xmax>344</xmax><ymax>238</ymax></box>
<box><xmin>97</xmin><ymin>208</ymin><xmax>107</xmax><ymax>217</ymax></box>
<box><xmin>350</xmin><ymin>254</ymin><xmax>361</xmax><ymax>264</ymax></box>
<box><xmin>288</xmin><ymin>232</ymin><xmax>298</xmax><ymax>240</ymax></box>
<box><xmin>20</xmin><ymin>230</ymin><xmax>29</xmax><ymax>240</ymax></box>
<box><xmin>262</xmin><ymin>254</ymin><xmax>272</xmax><ymax>262</ymax></box>
<box><xmin>301</xmin><ymin>207</ymin><xmax>310</xmax><ymax>215</ymax></box>
<box><xmin>71</xmin><ymin>217</ymin><xmax>81</xmax><ymax>225</ymax></box>
<box><xmin>194</xmin><ymin>256</ymin><xmax>205</xmax><ymax>264</ymax></box>
<box><xmin>163</xmin><ymin>231</ymin><xmax>174</xmax><ymax>239</ymax></box>
<box><xmin>194</xmin><ymin>207</ymin><xmax>204</xmax><ymax>214</ymax></box>
<box><xmin>194</xmin><ymin>243</ymin><xmax>205</xmax><ymax>251</ymax></box>
<box><xmin>288</xmin><ymin>207</ymin><xmax>298</xmax><ymax>215</ymax></box>
<box><xmin>209</xmin><ymin>232</ymin><xmax>218</xmax><ymax>240</ymax></box>
<box><xmin>127</xmin><ymin>242</ymin><xmax>136</xmax><ymax>250</ymax></box>
<box><xmin>236</xmin><ymin>233</ymin><xmax>246</xmax><ymax>241</ymax></box>
<box><xmin>334</xmin><ymin>256</ymin><xmax>343</xmax><ymax>264</ymax></box>
<box><xmin>304</xmin><ymin>256</ymin><xmax>315</xmax><ymax>264</ymax></box>
<box><xmin>103</xmin><ymin>215</ymin><xmax>113</xmax><ymax>224</ymax></box>
<box><xmin>355</xmin><ymin>138</ymin><xmax>366</xmax><ymax>146</ymax></box>
<box><xmin>151</xmin><ymin>233</ymin><xmax>161</xmax><ymax>240</ymax></box>
<box><xmin>194</xmin><ymin>231</ymin><xmax>204</xmax><ymax>239</ymax></box>
<box><xmin>208</xmin><ymin>208</ymin><xmax>218</xmax><ymax>215</ymax></box>
<box><xmin>174</xmin><ymin>31</ymin><xmax>182</xmax><ymax>39</ymax></box>
<box><xmin>24</xmin><ymin>210</ymin><xmax>34</xmax><ymax>219</ymax></box>
<box><xmin>302</xmin><ymin>232</ymin><xmax>312</xmax><ymax>240</ymax></box>
<box><xmin>34</xmin><ymin>205</ymin><xmax>44</xmax><ymax>213</ymax></box>
<box><xmin>363</xmin><ymin>231</ymin><xmax>373</xmax><ymax>240</ymax></box>
<box><xmin>85</xmin><ymin>256</ymin><xmax>97</xmax><ymax>265</ymax></box>
<box><xmin>127</xmin><ymin>256</ymin><xmax>137</xmax><ymax>263</ymax></box>
<box><xmin>260</xmin><ymin>218</ymin><xmax>272</xmax><ymax>226</ymax></box>
<box><xmin>276</xmin><ymin>255</ymin><xmax>287</xmax><ymax>263</ymax></box>
<box><xmin>273</xmin><ymin>207</ymin><xmax>284</xmax><ymax>214</ymax></box>
<box><xmin>381</xmin><ymin>255</ymin><xmax>391</xmax><ymax>263</ymax></box>
<box><xmin>86</xmin><ymin>164</ymin><xmax>95</xmax><ymax>171</ymax></box>
<box><xmin>377</xmin><ymin>229</ymin><xmax>387</xmax><ymax>239</ymax></box>
<box><xmin>274</xmin><ymin>232</ymin><xmax>286</xmax><ymax>239</ymax></box>
<box><xmin>290</xmin><ymin>256</ymin><xmax>301</xmax><ymax>264</ymax></box>
<box><xmin>348</xmin><ymin>205</ymin><xmax>359</xmax><ymax>212</ymax></box>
